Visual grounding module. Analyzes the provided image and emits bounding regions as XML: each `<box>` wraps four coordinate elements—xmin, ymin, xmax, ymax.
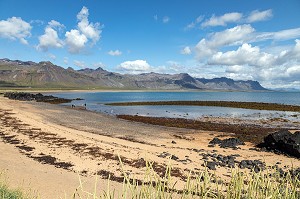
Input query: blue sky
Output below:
<box><xmin>0</xmin><ymin>0</ymin><xmax>300</xmax><ymax>89</ymax></box>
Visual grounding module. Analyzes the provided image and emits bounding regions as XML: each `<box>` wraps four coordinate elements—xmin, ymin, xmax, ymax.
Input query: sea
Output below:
<box><xmin>52</xmin><ymin>91</ymin><xmax>300</xmax><ymax>121</ymax></box>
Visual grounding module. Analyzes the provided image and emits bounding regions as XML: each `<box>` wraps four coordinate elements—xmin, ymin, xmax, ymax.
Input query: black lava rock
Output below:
<box><xmin>4</xmin><ymin>92</ymin><xmax>72</xmax><ymax>104</ymax></box>
<box><xmin>238</xmin><ymin>159</ymin><xmax>265</xmax><ymax>172</ymax></box>
<box><xmin>205</xmin><ymin>161</ymin><xmax>217</xmax><ymax>170</ymax></box>
<box><xmin>209</xmin><ymin>137</ymin><xmax>245</xmax><ymax>149</ymax></box>
<box><xmin>171</xmin><ymin>155</ymin><xmax>179</xmax><ymax>160</ymax></box>
<box><xmin>259</xmin><ymin>130</ymin><xmax>300</xmax><ymax>158</ymax></box>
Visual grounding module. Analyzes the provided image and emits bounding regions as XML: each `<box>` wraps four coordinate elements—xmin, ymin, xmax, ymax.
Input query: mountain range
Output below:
<box><xmin>0</xmin><ymin>58</ymin><xmax>267</xmax><ymax>91</ymax></box>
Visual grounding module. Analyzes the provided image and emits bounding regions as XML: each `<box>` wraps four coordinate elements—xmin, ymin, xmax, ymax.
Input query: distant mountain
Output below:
<box><xmin>0</xmin><ymin>58</ymin><xmax>268</xmax><ymax>91</ymax></box>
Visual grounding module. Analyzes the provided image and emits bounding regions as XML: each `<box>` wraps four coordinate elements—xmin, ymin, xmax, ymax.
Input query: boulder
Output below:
<box><xmin>261</xmin><ymin>130</ymin><xmax>300</xmax><ymax>158</ymax></box>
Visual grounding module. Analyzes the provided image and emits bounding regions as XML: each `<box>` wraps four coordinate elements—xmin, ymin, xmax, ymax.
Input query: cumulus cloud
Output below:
<box><xmin>65</xmin><ymin>29</ymin><xmax>88</xmax><ymax>54</ymax></box>
<box><xmin>118</xmin><ymin>60</ymin><xmax>151</xmax><ymax>73</ymax></box>
<box><xmin>181</xmin><ymin>46</ymin><xmax>192</xmax><ymax>55</ymax></box>
<box><xmin>108</xmin><ymin>50</ymin><xmax>122</xmax><ymax>56</ymax></box>
<box><xmin>195</xmin><ymin>24</ymin><xmax>255</xmax><ymax>59</ymax></box>
<box><xmin>0</xmin><ymin>17</ymin><xmax>31</xmax><ymax>44</ymax></box>
<box><xmin>201</xmin><ymin>12</ymin><xmax>242</xmax><ymax>27</ymax></box>
<box><xmin>208</xmin><ymin>43</ymin><xmax>275</xmax><ymax>67</ymax></box>
<box><xmin>37</xmin><ymin>20</ymin><xmax>64</xmax><ymax>51</ymax></box>
<box><xmin>77</xmin><ymin>6</ymin><xmax>101</xmax><ymax>43</ymax></box>
<box><xmin>194</xmin><ymin>24</ymin><xmax>300</xmax><ymax>61</ymax></box>
<box><xmin>206</xmin><ymin>40</ymin><xmax>300</xmax><ymax>88</ymax></box>
<box><xmin>247</xmin><ymin>9</ymin><xmax>273</xmax><ymax>23</ymax></box>
<box><xmin>65</xmin><ymin>6</ymin><xmax>102</xmax><ymax>54</ymax></box>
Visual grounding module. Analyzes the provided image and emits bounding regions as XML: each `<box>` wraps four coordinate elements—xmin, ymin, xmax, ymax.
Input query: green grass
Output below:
<box><xmin>73</xmin><ymin>158</ymin><xmax>300</xmax><ymax>199</ymax></box>
<box><xmin>0</xmin><ymin>174</ymin><xmax>28</xmax><ymax>199</ymax></box>
<box><xmin>1</xmin><ymin>161</ymin><xmax>299</xmax><ymax>199</ymax></box>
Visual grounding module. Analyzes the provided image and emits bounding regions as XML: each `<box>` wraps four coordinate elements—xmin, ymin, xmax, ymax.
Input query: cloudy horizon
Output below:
<box><xmin>0</xmin><ymin>0</ymin><xmax>299</xmax><ymax>89</ymax></box>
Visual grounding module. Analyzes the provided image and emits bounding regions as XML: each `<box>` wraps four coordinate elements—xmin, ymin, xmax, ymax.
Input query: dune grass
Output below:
<box><xmin>1</xmin><ymin>160</ymin><xmax>299</xmax><ymax>199</ymax></box>
<box><xmin>1</xmin><ymin>166</ymin><xmax>299</xmax><ymax>199</ymax></box>
<box><xmin>73</xmin><ymin>159</ymin><xmax>300</xmax><ymax>199</ymax></box>
<box><xmin>0</xmin><ymin>174</ymin><xmax>27</xmax><ymax>199</ymax></box>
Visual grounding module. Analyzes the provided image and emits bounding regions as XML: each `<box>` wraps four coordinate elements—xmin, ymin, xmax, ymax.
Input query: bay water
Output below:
<box><xmin>52</xmin><ymin>91</ymin><xmax>300</xmax><ymax>120</ymax></box>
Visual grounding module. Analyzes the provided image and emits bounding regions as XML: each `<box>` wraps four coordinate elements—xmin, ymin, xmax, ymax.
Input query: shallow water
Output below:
<box><xmin>52</xmin><ymin>91</ymin><xmax>300</xmax><ymax>121</ymax></box>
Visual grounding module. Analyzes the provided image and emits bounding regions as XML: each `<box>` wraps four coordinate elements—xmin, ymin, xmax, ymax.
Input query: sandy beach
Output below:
<box><xmin>0</xmin><ymin>95</ymin><xmax>300</xmax><ymax>198</ymax></box>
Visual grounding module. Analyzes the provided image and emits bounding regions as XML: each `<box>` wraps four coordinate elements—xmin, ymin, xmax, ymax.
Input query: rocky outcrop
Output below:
<box><xmin>259</xmin><ymin>130</ymin><xmax>300</xmax><ymax>158</ymax></box>
<box><xmin>4</xmin><ymin>92</ymin><xmax>72</xmax><ymax>104</ymax></box>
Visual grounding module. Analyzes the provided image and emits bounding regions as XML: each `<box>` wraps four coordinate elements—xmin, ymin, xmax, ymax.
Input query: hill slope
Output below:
<box><xmin>0</xmin><ymin>58</ymin><xmax>267</xmax><ymax>91</ymax></box>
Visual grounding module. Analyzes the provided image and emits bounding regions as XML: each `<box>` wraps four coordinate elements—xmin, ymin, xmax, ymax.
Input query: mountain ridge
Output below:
<box><xmin>0</xmin><ymin>58</ymin><xmax>267</xmax><ymax>91</ymax></box>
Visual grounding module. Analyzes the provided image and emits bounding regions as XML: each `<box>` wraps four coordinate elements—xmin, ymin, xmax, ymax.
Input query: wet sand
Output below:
<box><xmin>0</xmin><ymin>96</ymin><xmax>299</xmax><ymax>198</ymax></box>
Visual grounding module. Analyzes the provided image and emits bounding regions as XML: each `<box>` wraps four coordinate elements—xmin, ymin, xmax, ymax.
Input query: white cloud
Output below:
<box><xmin>0</xmin><ymin>17</ymin><xmax>31</xmax><ymax>44</ymax></box>
<box><xmin>199</xmin><ymin>9</ymin><xmax>273</xmax><ymax>28</ymax></box>
<box><xmin>247</xmin><ymin>9</ymin><xmax>273</xmax><ymax>23</ymax></box>
<box><xmin>204</xmin><ymin>40</ymin><xmax>300</xmax><ymax>88</ymax></box>
<box><xmin>185</xmin><ymin>16</ymin><xmax>203</xmax><ymax>30</ymax></box>
<box><xmin>257</xmin><ymin>28</ymin><xmax>300</xmax><ymax>41</ymax></box>
<box><xmin>201</xmin><ymin>12</ymin><xmax>242</xmax><ymax>27</ymax></box>
<box><xmin>65</xmin><ymin>6</ymin><xmax>102</xmax><ymax>54</ymax></box>
<box><xmin>162</xmin><ymin>16</ymin><xmax>170</xmax><ymax>23</ymax></box>
<box><xmin>108</xmin><ymin>50</ymin><xmax>122</xmax><ymax>56</ymax></box>
<box><xmin>37</xmin><ymin>20</ymin><xmax>64</xmax><ymax>51</ymax></box>
<box><xmin>118</xmin><ymin>60</ymin><xmax>151</xmax><ymax>73</ymax></box>
<box><xmin>48</xmin><ymin>20</ymin><xmax>64</xmax><ymax>29</ymax></box>
<box><xmin>65</xmin><ymin>29</ymin><xmax>88</xmax><ymax>54</ymax></box>
<box><xmin>194</xmin><ymin>24</ymin><xmax>300</xmax><ymax>61</ymax></box>
<box><xmin>225</xmin><ymin>65</ymin><xmax>244</xmax><ymax>73</ymax></box>
<box><xmin>74</xmin><ymin>60</ymin><xmax>86</xmax><ymax>68</ymax></box>
<box><xmin>77</xmin><ymin>6</ymin><xmax>101</xmax><ymax>43</ymax></box>
<box><xmin>181</xmin><ymin>46</ymin><xmax>192</xmax><ymax>55</ymax></box>
<box><xmin>195</xmin><ymin>24</ymin><xmax>255</xmax><ymax>59</ymax></box>
<box><xmin>208</xmin><ymin>43</ymin><xmax>275</xmax><ymax>67</ymax></box>
<box><xmin>153</xmin><ymin>15</ymin><xmax>158</xmax><ymax>21</ymax></box>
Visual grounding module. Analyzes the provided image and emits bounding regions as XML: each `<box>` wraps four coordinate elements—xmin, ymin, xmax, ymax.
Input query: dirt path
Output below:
<box><xmin>0</xmin><ymin>96</ymin><xmax>299</xmax><ymax>198</ymax></box>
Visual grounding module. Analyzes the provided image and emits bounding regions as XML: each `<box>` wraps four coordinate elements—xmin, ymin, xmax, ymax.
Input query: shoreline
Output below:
<box><xmin>0</xmin><ymin>88</ymin><xmax>281</xmax><ymax>94</ymax></box>
<box><xmin>0</xmin><ymin>96</ymin><xmax>300</xmax><ymax>198</ymax></box>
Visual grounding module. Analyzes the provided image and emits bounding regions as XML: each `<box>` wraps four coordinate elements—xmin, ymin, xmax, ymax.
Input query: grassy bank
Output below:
<box><xmin>74</xmin><ymin>159</ymin><xmax>300</xmax><ymax>199</ymax></box>
<box><xmin>107</xmin><ymin>101</ymin><xmax>300</xmax><ymax>112</ymax></box>
<box><xmin>1</xmin><ymin>162</ymin><xmax>299</xmax><ymax>198</ymax></box>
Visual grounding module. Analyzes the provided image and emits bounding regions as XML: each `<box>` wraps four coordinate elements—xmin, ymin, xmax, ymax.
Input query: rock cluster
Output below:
<box><xmin>239</xmin><ymin>159</ymin><xmax>265</xmax><ymax>173</ymax></box>
<box><xmin>209</xmin><ymin>137</ymin><xmax>245</xmax><ymax>149</ymax></box>
<box><xmin>202</xmin><ymin>153</ymin><xmax>238</xmax><ymax>170</ymax></box>
<box><xmin>259</xmin><ymin>130</ymin><xmax>300</xmax><ymax>158</ymax></box>
<box><xmin>4</xmin><ymin>92</ymin><xmax>72</xmax><ymax>104</ymax></box>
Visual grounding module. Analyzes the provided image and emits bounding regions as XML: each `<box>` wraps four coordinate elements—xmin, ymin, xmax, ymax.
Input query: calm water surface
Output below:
<box><xmin>52</xmin><ymin>91</ymin><xmax>300</xmax><ymax>120</ymax></box>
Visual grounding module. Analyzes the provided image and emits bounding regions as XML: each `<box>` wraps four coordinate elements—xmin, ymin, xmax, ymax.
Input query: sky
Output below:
<box><xmin>0</xmin><ymin>0</ymin><xmax>300</xmax><ymax>89</ymax></box>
